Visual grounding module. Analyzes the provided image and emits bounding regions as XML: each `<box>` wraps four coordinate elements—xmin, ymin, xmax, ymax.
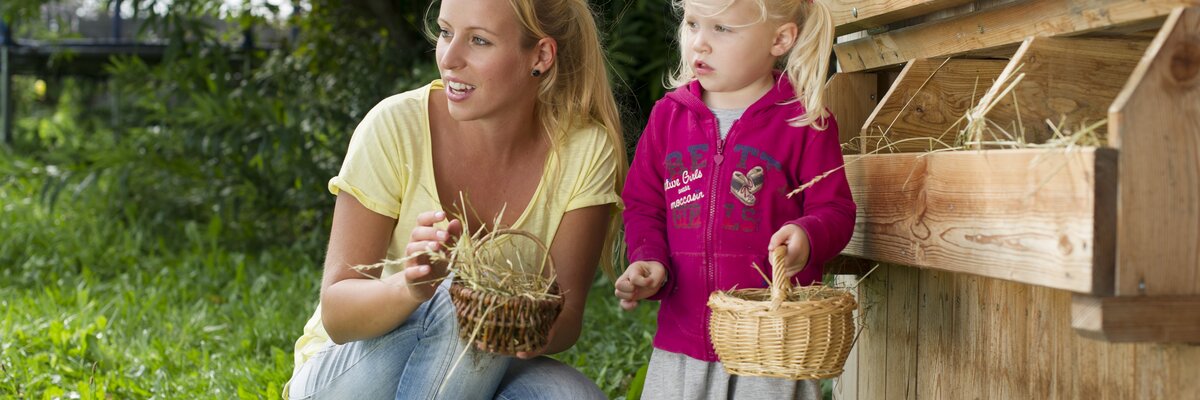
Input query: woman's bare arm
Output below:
<box><xmin>519</xmin><ymin>204</ymin><xmax>612</xmax><ymax>357</ymax></box>
<box><xmin>319</xmin><ymin>193</ymin><xmax>441</xmax><ymax>344</ymax></box>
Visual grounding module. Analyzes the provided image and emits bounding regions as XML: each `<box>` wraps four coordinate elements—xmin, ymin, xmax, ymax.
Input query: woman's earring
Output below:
<box><xmin>531</xmin><ymin>69</ymin><xmax>542</xmax><ymax>77</ymax></box>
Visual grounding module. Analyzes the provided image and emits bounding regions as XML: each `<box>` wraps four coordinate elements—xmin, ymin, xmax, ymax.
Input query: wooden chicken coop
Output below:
<box><xmin>820</xmin><ymin>0</ymin><xmax>1200</xmax><ymax>397</ymax></box>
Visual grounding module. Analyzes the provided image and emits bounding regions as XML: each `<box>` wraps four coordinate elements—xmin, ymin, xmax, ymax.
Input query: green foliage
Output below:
<box><xmin>7</xmin><ymin>0</ymin><xmax>681</xmax><ymax>250</ymax></box>
<box><xmin>6</xmin><ymin>1</ymin><xmax>442</xmax><ymax>250</ymax></box>
<box><xmin>1</xmin><ymin>148</ymin><xmax>659</xmax><ymax>397</ymax></box>
<box><xmin>597</xmin><ymin>0</ymin><xmax>680</xmax><ymax>153</ymax></box>
<box><xmin>554</xmin><ymin>278</ymin><xmax>658</xmax><ymax>399</ymax></box>
<box><xmin>3</xmin><ymin>1</ymin><xmax>682</xmax><ymax>397</ymax></box>
<box><xmin>0</xmin><ymin>149</ymin><xmax>317</xmax><ymax>398</ymax></box>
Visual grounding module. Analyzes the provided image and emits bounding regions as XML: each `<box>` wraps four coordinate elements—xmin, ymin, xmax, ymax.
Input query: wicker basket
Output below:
<box><xmin>447</xmin><ymin>229</ymin><xmax>563</xmax><ymax>355</ymax></box>
<box><xmin>707</xmin><ymin>247</ymin><xmax>858</xmax><ymax>380</ymax></box>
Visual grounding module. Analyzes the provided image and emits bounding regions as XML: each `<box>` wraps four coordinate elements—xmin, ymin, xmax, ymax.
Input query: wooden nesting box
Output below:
<box><xmin>822</xmin><ymin>1</ymin><xmax>1200</xmax><ymax>398</ymax></box>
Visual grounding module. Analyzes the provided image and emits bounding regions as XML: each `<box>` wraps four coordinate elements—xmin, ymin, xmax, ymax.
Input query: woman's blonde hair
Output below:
<box><xmin>667</xmin><ymin>0</ymin><xmax>834</xmax><ymax>130</ymax></box>
<box><xmin>510</xmin><ymin>0</ymin><xmax>627</xmax><ymax>276</ymax></box>
<box><xmin>428</xmin><ymin>0</ymin><xmax>628</xmax><ymax>275</ymax></box>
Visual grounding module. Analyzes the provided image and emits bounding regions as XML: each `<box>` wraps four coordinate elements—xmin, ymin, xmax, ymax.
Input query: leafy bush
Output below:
<box><xmin>2</xmin><ymin>1</ymin><xmax>679</xmax><ymax>397</ymax></box>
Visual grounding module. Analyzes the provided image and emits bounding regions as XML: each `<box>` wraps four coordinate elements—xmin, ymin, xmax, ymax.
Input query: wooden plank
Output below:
<box><xmin>1136</xmin><ymin>343</ymin><xmax>1169</xmax><ymax>398</ymax></box>
<box><xmin>976</xmin><ymin>37</ymin><xmax>1149</xmax><ymax>144</ymax></box>
<box><xmin>1097</xmin><ymin>341</ymin><xmax>1137</xmax><ymax>400</ymax></box>
<box><xmin>883</xmin><ymin>265</ymin><xmax>919</xmax><ymax>400</ymax></box>
<box><xmin>856</xmin><ymin>265</ymin><xmax>889</xmax><ymax>399</ymax></box>
<box><xmin>1067</xmin><ymin>296</ymin><xmax>1136</xmax><ymax>400</ymax></box>
<box><xmin>828</xmin><ymin>0</ymin><xmax>978</xmax><ymax>36</ymax></box>
<box><xmin>1070</xmin><ymin>296</ymin><xmax>1137</xmax><ymax>399</ymax></box>
<box><xmin>823</xmin><ymin>72</ymin><xmax>879</xmax><ymax>152</ymax></box>
<box><xmin>956</xmin><ymin>274</ymin><xmax>987</xmax><ymax>398</ymax></box>
<box><xmin>860</xmin><ymin>58</ymin><xmax>1007</xmax><ymax>153</ymax></box>
<box><xmin>994</xmin><ymin>280</ymin><xmax>1029</xmax><ymax>397</ymax></box>
<box><xmin>1025</xmin><ymin>284</ymin><xmax>1067</xmax><ymax>397</ymax></box>
<box><xmin>1071</xmin><ymin>294</ymin><xmax>1200</xmax><ymax>341</ymax></box>
<box><xmin>832</xmin><ymin>275</ymin><xmax>860</xmax><ymax>400</ymax></box>
<box><xmin>834</xmin><ymin>0</ymin><xmax>1196</xmax><ymax>72</ymax></box>
<box><xmin>1135</xmin><ymin>343</ymin><xmax>1200</xmax><ymax>398</ymax></box>
<box><xmin>1109</xmin><ymin>7</ymin><xmax>1200</xmax><ymax>296</ymax></box>
<box><xmin>915</xmin><ymin>270</ymin><xmax>953</xmax><ymax>399</ymax></box>
<box><xmin>1073</xmin><ymin>319</ymin><xmax>1103</xmax><ymax>397</ymax></box>
<box><xmin>842</xmin><ymin>147</ymin><xmax>1116</xmax><ymax>294</ymax></box>
<box><xmin>851</xmin><ymin>272</ymin><xmax>1200</xmax><ymax>397</ymax></box>
<box><xmin>913</xmin><ymin>271</ymin><xmax>951</xmax><ymax>397</ymax></box>
<box><xmin>851</xmin><ymin>271</ymin><xmax>1200</xmax><ymax>397</ymax></box>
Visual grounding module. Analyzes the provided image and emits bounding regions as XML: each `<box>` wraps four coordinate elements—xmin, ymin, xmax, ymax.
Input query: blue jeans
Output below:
<box><xmin>288</xmin><ymin>281</ymin><xmax>605</xmax><ymax>400</ymax></box>
<box><xmin>495</xmin><ymin>357</ymin><xmax>606</xmax><ymax>400</ymax></box>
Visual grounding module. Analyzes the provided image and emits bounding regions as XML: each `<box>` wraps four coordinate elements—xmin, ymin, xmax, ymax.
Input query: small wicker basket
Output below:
<box><xmin>707</xmin><ymin>247</ymin><xmax>858</xmax><ymax>380</ymax></box>
<box><xmin>448</xmin><ymin>229</ymin><xmax>563</xmax><ymax>355</ymax></box>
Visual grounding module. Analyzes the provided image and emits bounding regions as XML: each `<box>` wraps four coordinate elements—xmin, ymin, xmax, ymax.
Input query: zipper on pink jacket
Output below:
<box><xmin>703</xmin><ymin>116</ymin><xmax>741</xmax><ymax>360</ymax></box>
<box><xmin>703</xmin><ymin>120</ymin><xmax>723</xmax><ymax>360</ymax></box>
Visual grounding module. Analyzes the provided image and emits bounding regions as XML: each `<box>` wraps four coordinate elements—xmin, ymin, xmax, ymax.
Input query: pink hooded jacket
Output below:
<box><xmin>622</xmin><ymin>75</ymin><xmax>856</xmax><ymax>362</ymax></box>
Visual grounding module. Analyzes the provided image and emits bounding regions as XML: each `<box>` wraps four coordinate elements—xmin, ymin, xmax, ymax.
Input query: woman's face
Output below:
<box><xmin>436</xmin><ymin>0</ymin><xmax>541</xmax><ymax>123</ymax></box>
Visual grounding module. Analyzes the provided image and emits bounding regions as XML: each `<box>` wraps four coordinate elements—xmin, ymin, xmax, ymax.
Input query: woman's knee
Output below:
<box><xmin>495</xmin><ymin>357</ymin><xmax>604</xmax><ymax>400</ymax></box>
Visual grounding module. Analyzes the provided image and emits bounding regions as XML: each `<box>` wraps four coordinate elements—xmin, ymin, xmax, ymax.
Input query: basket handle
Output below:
<box><xmin>768</xmin><ymin>246</ymin><xmax>791</xmax><ymax>311</ymax></box>
<box><xmin>470</xmin><ymin>228</ymin><xmax>557</xmax><ymax>280</ymax></box>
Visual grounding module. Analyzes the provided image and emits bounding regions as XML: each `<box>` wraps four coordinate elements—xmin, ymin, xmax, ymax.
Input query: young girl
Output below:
<box><xmin>615</xmin><ymin>0</ymin><xmax>855</xmax><ymax>398</ymax></box>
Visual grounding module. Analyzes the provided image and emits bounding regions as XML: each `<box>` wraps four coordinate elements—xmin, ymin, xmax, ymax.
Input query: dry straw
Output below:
<box><xmin>707</xmin><ymin>247</ymin><xmax>859</xmax><ymax>380</ymax></box>
<box><xmin>791</xmin><ymin>59</ymin><xmax>1108</xmax><ymax>198</ymax></box>
<box><xmin>448</xmin><ymin>224</ymin><xmax>563</xmax><ymax>355</ymax></box>
<box><xmin>351</xmin><ymin>192</ymin><xmax>563</xmax><ymax>355</ymax></box>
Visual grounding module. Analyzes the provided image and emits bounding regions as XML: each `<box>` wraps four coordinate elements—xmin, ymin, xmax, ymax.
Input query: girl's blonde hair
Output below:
<box><xmin>667</xmin><ymin>0</ymin><xmax>835</xmax><ymax>130</ymax></box>
<box><xmin>427</xmin><ymin>0</ymin><xmax>628</xmax><ymax>275</ymax></box>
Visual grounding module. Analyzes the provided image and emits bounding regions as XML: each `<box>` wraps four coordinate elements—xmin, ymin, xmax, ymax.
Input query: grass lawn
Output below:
<box><xmin>0</xmin><ymin>154</ymin><xmax>657</xmax><ymax>399</ymax></box>
<box><xmin>1</xmin><ymin>151</ymin><xmax>839</xmax><ymax>399</ymax></box>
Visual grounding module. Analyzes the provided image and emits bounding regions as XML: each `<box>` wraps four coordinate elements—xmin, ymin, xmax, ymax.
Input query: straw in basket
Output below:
<box><xmin>707</xmin><ymin>246</ymin><xmax>858</xmax><ymax>380</ymax></box>
<box><xmin>448</xmin><ymin>229</ymin><xmax>563</xmax><ymax>355</ymax></box>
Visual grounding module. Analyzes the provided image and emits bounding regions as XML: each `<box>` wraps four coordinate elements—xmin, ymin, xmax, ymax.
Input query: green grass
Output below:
<box><xmin>554</xmin><ymin>281</ymin><xmax>658</xmax><ymax>399</ymax></box>
<box><xmin>0</xmin><ymin>152</ymin><xmax>656</xmax><ymax>399</ymax></box>
<box><xmin>0</xmin><ymin>157</ymin><xmax>315</xmax><ymax>398</ymax></box>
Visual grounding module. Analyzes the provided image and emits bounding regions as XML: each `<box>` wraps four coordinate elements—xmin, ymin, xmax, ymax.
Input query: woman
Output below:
<box><xmin>285</xmin><ymin>0</ymin><xmax>626</xmax><ymax>398</ymax></box>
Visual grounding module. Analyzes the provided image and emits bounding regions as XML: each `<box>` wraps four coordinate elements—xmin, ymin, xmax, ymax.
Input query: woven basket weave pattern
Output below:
<box><xmin>707</xmin><ymin>247</ymin><xmax>858</xmax><ymax>380</ymax></box>
<box><xmin>449</xmin><ymin>281</ymin><xmax>563</xmax><ymax>355</ymax></box>
<box><xmin>708</xmin><ymin>287</ymin><xmax>857</xmax><ymax>379</ymax></box>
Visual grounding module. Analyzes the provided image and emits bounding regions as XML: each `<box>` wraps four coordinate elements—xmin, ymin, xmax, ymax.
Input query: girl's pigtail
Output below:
<box><xmin>781</xmin><ymin>0</ymin><xmax>834</xmax><ymax>130</ymax></box>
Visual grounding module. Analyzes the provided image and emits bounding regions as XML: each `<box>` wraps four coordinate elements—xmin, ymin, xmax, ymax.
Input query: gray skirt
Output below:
<box><xmin>641</xmin><ymin>348</ymin><xmax>822</xmax><ymax>400</ymax></box>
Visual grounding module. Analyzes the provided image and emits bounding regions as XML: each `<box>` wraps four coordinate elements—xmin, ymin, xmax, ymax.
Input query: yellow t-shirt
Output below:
<box><xmin>291</xmin><ymin>80</ymin><xmax>623</xmax><ymax>373</ymax></box>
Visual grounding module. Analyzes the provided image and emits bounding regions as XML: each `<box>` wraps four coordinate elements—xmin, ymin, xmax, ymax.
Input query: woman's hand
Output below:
<box><xmin>768</xmin><ymin>224</ymin><xmax>811</xmax><ymax>279</ymax></box>
<box><xmin>402</xmin><ymin>210</ymin><xmax>462</xmax><ymax>302</ymax></box>
<box><xmin>614</xmin><ymin>261</ymin><xmax>667</xmax><ymax>311</ymax></box>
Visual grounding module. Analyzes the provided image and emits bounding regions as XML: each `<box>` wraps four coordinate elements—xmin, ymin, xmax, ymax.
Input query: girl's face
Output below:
<box><xmin>436</xmin><ymin>0</ymin><xmax>541</xmax><ymax>122</ymax></box>
<box><xmin>682</xmin><ymin>0</ymin><xmax>784</xmax><ymax>105</ymax></box>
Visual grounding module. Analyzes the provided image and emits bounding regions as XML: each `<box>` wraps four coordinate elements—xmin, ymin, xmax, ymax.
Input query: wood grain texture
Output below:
<box><xmin>829</xmin><ymin>0</ymin><xmax>978</xmax><ymax>35</ymax></box>
<box><xmin>856</xmin><ymin>265</ymin><xmax>888</xmax><ymax>399</ymax></box>
<box><xmin>823</xmin><ymin>72</ymin><xmax>880</xmax><ymax>152</ymax></box>
<box><xmin>832</xmin><ymin>275</ymin><xmax>861</xmax><ymax>400</ymax></box>
<box><xmin>848</xmin><ymin>271</ymin><xmax>1199</xmax><ymax>398</ymax></box>
<box><xmin>884</xmin><ymin>265</ymin><xmax>919</xmax><ymax>400</ymax></box>
<box><xmin>842</xmin><ymin>148</ymin><xmax>1116</xmax><ymax>294</ymax></box>
<box><xmin>976</xmin><ymin>37</ymin><xmax>1149</xmax><ymax>144</ymax></box>
<box><xmin>834</xmin><ymin>0</ymin><xmax>1196</xmax><ymax>72</ymax></box>
<box><xmin>1109</xmin><ymin>7</ymin><xmax>1200</xmax><ymax>296</ymax></box>
<box><xmin>860</xmin><ymin>58</ymin><xmax>1008</xmax><ymax>153</ymax></box>
<box><xmin>1072</xmin><ymin>294</ymin><xmax>1200</xmax><ymax>341</ymax></box>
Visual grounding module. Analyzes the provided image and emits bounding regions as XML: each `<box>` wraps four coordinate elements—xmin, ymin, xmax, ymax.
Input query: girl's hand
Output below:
<box><xmin>403</xmin><ymin>210</ymin><xmax>462</xmax><ymax>301</ymax></box>
<box><xmin>768</xmin><ymin>224</ymin><xmax>811</xmax><ymax>280</ymax></box>
<box><xmin>614</xmin><ymin>261</ymin><xmax>667</xmax><ymax>310</ymax></box>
